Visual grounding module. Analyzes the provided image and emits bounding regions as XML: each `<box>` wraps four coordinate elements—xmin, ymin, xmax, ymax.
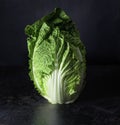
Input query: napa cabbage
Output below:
<box><xmin>25</xmin><ymin>8</ymin><xmax>86</xmax><ymax>104</ymax></box>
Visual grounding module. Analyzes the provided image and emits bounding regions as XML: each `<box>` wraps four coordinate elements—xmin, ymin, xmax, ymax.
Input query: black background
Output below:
<box><xmin>0</xmin><ymin>0</ymin><xmax>120</xmax><ymax>103</ymax></box>
<box><xmin>0</xmin><ymin>0</ymin><xmax>120</xmax><ymax>124</ymax></box>
<box><xmin>0</xmin><ymin>0</ymin><xmax>120</xmax><ymax>66</ymax></box>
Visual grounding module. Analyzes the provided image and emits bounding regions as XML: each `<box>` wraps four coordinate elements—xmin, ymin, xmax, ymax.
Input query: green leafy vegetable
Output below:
<box><xmin>25</xmin><ymin>8</ymin><xmax>86</xmax><ymax>104</ymax></box>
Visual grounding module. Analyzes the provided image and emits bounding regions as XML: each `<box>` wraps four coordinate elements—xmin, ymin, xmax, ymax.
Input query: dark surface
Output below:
<box><xmin>0</xmin><ymin>65</ymin><xmax>120</xmax><ymax>125</ymax></box>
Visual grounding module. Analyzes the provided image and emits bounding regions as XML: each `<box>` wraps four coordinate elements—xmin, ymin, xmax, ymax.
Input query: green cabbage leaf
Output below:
<box><xmin>25</xmin><ymin>8</ymin><xmax>86</xmax><ymax>104</ymax></box>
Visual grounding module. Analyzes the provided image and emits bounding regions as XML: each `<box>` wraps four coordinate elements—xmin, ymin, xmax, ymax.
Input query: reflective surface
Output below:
<box><xmin>0</xmin><ymin>65</ymin><xmax>120</xmax><ymax>124</ymax></box>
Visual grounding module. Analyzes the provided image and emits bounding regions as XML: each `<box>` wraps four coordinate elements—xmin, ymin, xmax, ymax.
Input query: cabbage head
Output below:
<box><xmin>25</xmin><ymin>8</ymin><xmax>86</xmax><ymax>104</ymax></box>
